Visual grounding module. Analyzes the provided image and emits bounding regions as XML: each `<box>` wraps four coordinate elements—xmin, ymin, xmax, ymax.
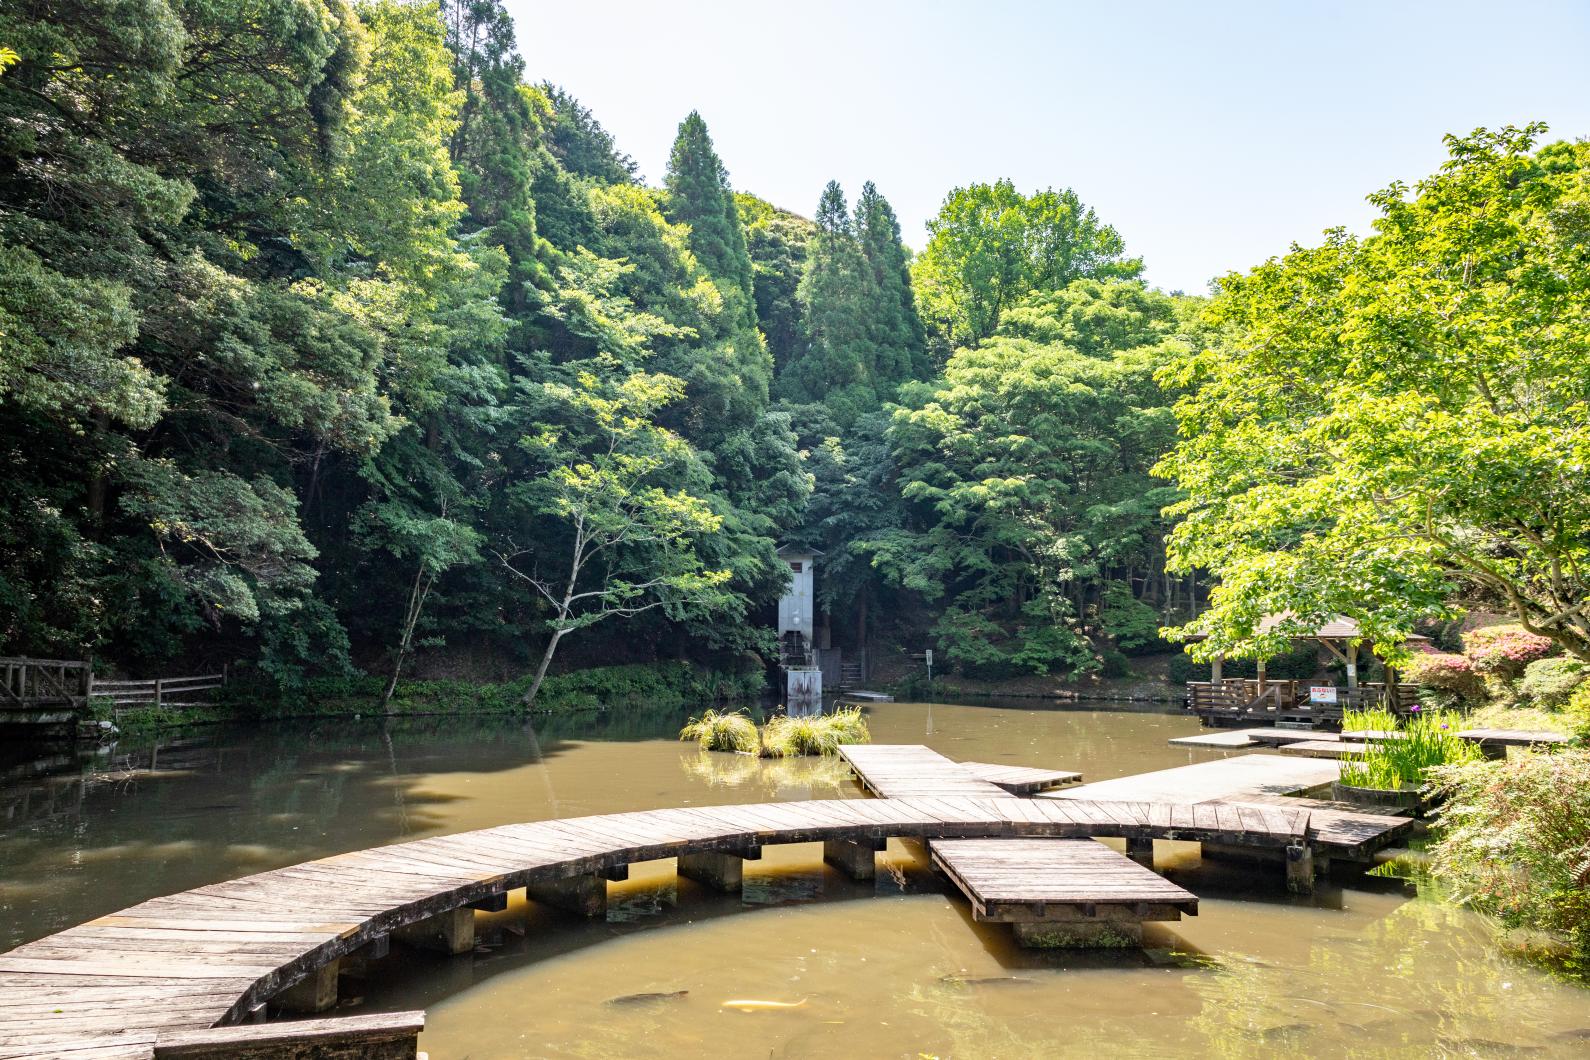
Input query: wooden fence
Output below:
<box><xmin>90</xmin><ymin>671</ymin><xmax>227</xmax><ymax>715</ymax></box>
<box><xmin>1</xmin><ymin>658</ymin><xmax>94</xmax><ymax>709</ymax></box>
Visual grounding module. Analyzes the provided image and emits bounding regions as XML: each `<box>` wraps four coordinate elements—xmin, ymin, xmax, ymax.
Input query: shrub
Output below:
<box><xmin>1567</xmin><ymin>682</ymin><xmax>1590</xmax><ymax>743</ymax></box>
<box><xmin>1429</xmin><ymin>750</ymin><xmax>1590</xmax><ymax>953</ymax></box>
<box><xmin>679</xmin><ymin>709</ymin><xmax>759</xmax><ymax>753</ymax></box>
<box><xmin>1403</xmin><ymin>651</ymin><xmax>1486</xmax><ymax>702</ymax></box>
<box><xmin>1462</xmin><ymin>624</ymin><xmax>1556</xmax><ymax>677</ymax></box>
<box><xmin>1519</xmin><ymin>657</ymin><xmax>1587</xmax><ymax>710</ymax></box>
<box><xmin>1168</xmin><ymin>653</ymin><xmax>1210</xmax><ymax>684</ymax></box>
<box><xmin>1100</xmin><ymin>650</ymin><xmax>1132</xmax><ymax>678</ymax></box>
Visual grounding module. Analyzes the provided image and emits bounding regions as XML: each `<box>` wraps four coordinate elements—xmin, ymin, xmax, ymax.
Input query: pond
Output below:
<box><xmin>3</xmin><ymin>700</ymin><xmax>1588</xmax><ymax>1057</ymax></box>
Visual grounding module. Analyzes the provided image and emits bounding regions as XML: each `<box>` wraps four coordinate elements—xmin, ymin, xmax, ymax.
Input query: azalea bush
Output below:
<box><xmin>1429</xmin><ymin>750</ymin><xmax>1590</xmax><ymax>953</ymax></box>
<box><xmin>1404</xmin><ymin>651</ymin><xmax>1486</xmax><ymax>702</ymax></box>
<box><xmin>1463</xmin><ymin>625</ymin><xmax>1556</xmax><ymax>678</ymax></box>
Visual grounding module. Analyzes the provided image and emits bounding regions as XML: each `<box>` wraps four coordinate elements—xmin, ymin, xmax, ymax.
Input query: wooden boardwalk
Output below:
<box><xmin>960</xmin><ymin>761</ymin><xmax>1082</xmax><ymax>795</ymax></box>
<box><xmin>931</xmin><ymin>839</ymin><xmax>1198</xmax><ymax>944</ymax></box>
<box><xmin>836</xmin><ymin>744</ymin><xmax>1017</xmax><ymax>799</ymax></box>
<box><xmin>1277</xmin><ymin>739</ymin><xmax>1373</xmax><ymax>760</ymax></box>
<box><xmin>0</xmin><ymin>790</ymin><xmax>1406</xmax><ymax>1058</ymax></box>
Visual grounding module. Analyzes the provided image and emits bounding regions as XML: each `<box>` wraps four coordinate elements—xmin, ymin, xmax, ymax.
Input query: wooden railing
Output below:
<box><xmin>1187</xmin><ymin>678</ymin><xmax>1424</xmax><ymax>725</ymax></box>
<box><xmin>91</xmin><ymin>671</ymin><xmax>227</xmax><ymax>714</ymax></box>
<box><xmin>0</xmin><ymin>657</ymin><xmax>93</xmax><ymax>708</ymax></box>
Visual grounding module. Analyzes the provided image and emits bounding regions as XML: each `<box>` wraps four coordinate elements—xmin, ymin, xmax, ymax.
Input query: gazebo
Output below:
<box><xmin>1187</xmin><ymin>614</ymin><xmax>1427</xmax><ymax>726</ymax></box>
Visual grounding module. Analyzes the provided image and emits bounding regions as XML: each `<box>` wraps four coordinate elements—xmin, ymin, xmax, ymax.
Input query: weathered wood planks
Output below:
<box><xmin>958</xmin><ymin>761</ymin><xmax>1082</xmax><ymax>795</ymax></box>
<box><xmin>931</xmin><ymin>839</ymin><xmax>1198</xmax><ymax>923</ymax></box>
<box><xmin>837</xmin><ymin>744</ymin><xmax>1015</xmax><ymax>799</ymax></box>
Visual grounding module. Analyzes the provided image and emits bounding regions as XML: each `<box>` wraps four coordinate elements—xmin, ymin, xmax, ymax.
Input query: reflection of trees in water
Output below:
<box><xmin>1186</xmin><ymin>896</ymin><xmax>1574</xmax><ymax>1057</ymax></box>
<box><xmin>681</xmin><ymin>752</ymin><xmax>851</xmax><ymax>796</ymax></box>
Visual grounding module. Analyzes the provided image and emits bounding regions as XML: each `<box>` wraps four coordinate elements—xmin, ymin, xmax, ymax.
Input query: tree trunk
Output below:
<box><xmin>523</xmin><ymin>627</ymin><xmax>566</xmax><ymax>709</ymax></box>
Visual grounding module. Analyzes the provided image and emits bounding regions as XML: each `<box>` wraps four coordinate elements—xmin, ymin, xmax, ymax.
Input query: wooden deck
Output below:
<box><xmin>931</xmin><ymin>839</ymin><xmax>1197</xmax><ymax>945</ymax></box>
<box><xmin>1051</xmin><ymin>753</ymin><xmax>1412</xmax><ymax>854</ymax></box>
<box><xmin>1277</xmin><ymin>739</ymin><xmax>1373</xmax><ymax>760</ymax></box>
<box><xmin>837</xmin><ymin>744</ymin><xmax>1016</xmax><ymax>799</ymax></box>
<box><xmin>958</xmin><ymin>761</ymin><xmax>1082</xmax><ymax>794</ymax></box>
<box><xmin>932</xmin><ymin>839</ymin><xmax>1197</xmax><ymax>921</ymax></box>
<box><xmin>1168</xmin><ymin>727</ymin><xmax>1328</xmax><ymax>749</ymax></box>
<box><xmin>1457</xmin><ymin>728</ymin><xmax>1569</xmax><ymax>748</ymax></box>
<box><xmin>0</xmin><ymin>789</ymin><xmax>1407</xmax><ymax>1058</ymax></box>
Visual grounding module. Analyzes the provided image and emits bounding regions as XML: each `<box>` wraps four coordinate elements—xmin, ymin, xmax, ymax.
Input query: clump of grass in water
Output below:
<box><xmin>1340</xmin><ymin>709</ymin><xmax>1482</xmax><ymax>789</ymax></box>
<box><xmin>760</xmin><ymin>706</ymin><xmax>869</xmax><ymax>758</ymax></box>
<box><xmin>1341</xmin><ymin>705</ymin><xmax>1399</xmax><ymax>734</ymax></box>
<box><xmin>678</xmin><ymin>709</ymin><xmax>759</xmax><ymax>754</ymax></box>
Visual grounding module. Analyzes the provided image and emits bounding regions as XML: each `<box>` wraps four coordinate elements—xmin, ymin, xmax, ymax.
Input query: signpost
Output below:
<box><xmin>1309</xmin><ymin>685</ymin><xmax>1338</xmax><ymax>705</ymax></box>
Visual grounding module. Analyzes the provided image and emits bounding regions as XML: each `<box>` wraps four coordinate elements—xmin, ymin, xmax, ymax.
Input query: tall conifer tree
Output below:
<box><xmin>664</xmin><ymin>112</ymin><xmax>756</xmax><ymax>322</ymax></box>
<box><xmin>855</xmin><ymin>181</ymin><xmax>928</xmax><ymax>386</ymax></box>
<box><xmin>784</xmin><ymin>181</ymin><xmax>879</xmax><ymax>421</ymax></box>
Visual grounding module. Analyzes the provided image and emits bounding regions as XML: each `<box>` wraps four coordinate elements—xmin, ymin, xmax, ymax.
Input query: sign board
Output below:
<box><xmin>924</xmin><ymin>649</ymin><xmax>933</xmax><ymax>668</ymax></box>
<box><xmin>1310</xmin><ymin>685</ymin><xmax>1338</xmax><ymax>704</ymax></box>
<box><xmin>1345</xmin><ymin>663</ymin><xmax>1358</xmax><ymax>680</ymax></box>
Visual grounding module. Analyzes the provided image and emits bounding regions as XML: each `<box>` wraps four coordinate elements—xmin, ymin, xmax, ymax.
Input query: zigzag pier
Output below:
<box><xmin>0</xmin><ymin>753</ymin><xmax>1411</xmax><ymax>1060</ymax></box>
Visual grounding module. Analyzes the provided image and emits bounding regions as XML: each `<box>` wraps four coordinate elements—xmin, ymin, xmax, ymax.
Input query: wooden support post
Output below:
<box><xmin>1285</xmin><ymin>844</ymin><xmax>1314</xmax><ymax>895</ymax></box>
<box><xmin>1126</xmin><ymin>837</ymin><xmax>1154</xmax><ymax>868</ymax></box>
<box><xmin>340</xmin><ymin>934</ymin><xmax>389</xmax><ymax>976</ymax></box>
<box><xmin>1013</xmin><ymin>920</ymin><xmax>1144</xmax><ymax>949</ymax></box>
<box><xmin>274</xmin><ymin>959</ymin><xmax>340</xmax><ymax>1013</ymax></box>
<box><xmin>678</xmin><ymin>849</ymin><xmax>748</xmax><ymax>893</ymax></box>
<box><xmin>1210</xmin><ymin>655</ymin><xmax>1223</xmax><ymax>683</ymax></box>
<box><xmin>527</xmin><ymin>872</ymin><xmax>608</xmax><ymax>917</ymax></box>
<box><xmin>1346</xmin><ymin>642</ymin><xmax>1359</xmax><ymax>689</ymax></box>
<box><xmin>823</xmin><ymin>837</ymin><xmax>883</xmax><ymax>881</ymax></box>
<box><xmin>1255</xmin><ymin>658</ymin><xmax>1267</xmax><ymax>695</ymax></box>
<box><xmin>392</xmin><ymin>906</ymin><xmax>475</xmax><ymax>954</ymax></box>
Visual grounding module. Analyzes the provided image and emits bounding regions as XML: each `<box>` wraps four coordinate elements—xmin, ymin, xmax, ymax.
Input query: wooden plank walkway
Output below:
<box><xmin>931</xmin><ymin>839</ymin><xmax>1197</xmax><ymax>923</ymax></box>
<box><xmin>1053</xmin><ymin>753</ymin><xmax>1340</xmax><ymax>805</ymax></box>
<box><xmin>1277</xmin><ymin>739</ymin><xmax>1372</xmax><ymax>760</ymax></box>
<box><xmin>0</xmin><ymin>790</ymin><xmax>1398</xmax><ymax>1058</ymax></box>
<box><xmin>1050</xmin><ymin>753</ymin><xmax>1413</xmax><ymax>855</ymax></box>
<box><xmin>1457</xmin><ymin>728</ymin><xmax>1569</xmax><ymax>748</ymax></box>
<box><xmin>837</xmin><ymin>744</ymin><xmax>1016</xmax><ymax>799</ymax></box>
<box><xmin>958</xmin><ymin>761</ymin><xmax>1082</xmax><ymax>795</ymax></box>
<box><xmin>1168</xmin><ymin>728</ymin><xmax>1328</xmax><ymax>749</ymax></box>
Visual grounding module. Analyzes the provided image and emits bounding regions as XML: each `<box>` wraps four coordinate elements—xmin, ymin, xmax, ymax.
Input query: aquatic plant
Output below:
<box><xmin>1340</xmin><ymin>710</ymin><xmax>1482</xmax><ymax>790</ymax></box>
<box><xmin>1341</xmin><ymin>705</ymin><xmax>1399</xmax><ymax>734</ymax></box>
<box><xmin>679</xmin><ymin>709</ymin><xmax>759</xmax><ymax>753</ymax></box>
<box><xmin>760</xmin><ymin>707</ymin><xmax>870</xmax><ymax>757</ymax></box>
<box><xmin>1429</xmin><ymin>749</ymin><xmax>1590</xmax><ymax>955</ymax></box>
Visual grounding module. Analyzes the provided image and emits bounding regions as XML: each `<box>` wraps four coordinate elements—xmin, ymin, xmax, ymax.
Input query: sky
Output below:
<box><xmin>510</xmin><ymin>0</ymin><xmax>1590</xmax><ymax>294</ymax></box>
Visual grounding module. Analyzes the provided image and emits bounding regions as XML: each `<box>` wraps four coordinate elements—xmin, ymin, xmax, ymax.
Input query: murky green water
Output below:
<box><xmin>3</xmin><ymin>701</ymin><xmax>1588</xmax><ymax>1057</ymax></box>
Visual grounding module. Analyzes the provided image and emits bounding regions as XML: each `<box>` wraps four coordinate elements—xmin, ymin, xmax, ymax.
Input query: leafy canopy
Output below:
<box><xmin>1157</xmin><ymin>126</ymin><xmax>1590</xmax><ymax>662</ymax></box>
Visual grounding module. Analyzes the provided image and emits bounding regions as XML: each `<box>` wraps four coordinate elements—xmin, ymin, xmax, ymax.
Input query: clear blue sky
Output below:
<box><xmin>509</xmin><ymin>0</ymin><xmax>1590</xmax><ymax>294</ymax></box>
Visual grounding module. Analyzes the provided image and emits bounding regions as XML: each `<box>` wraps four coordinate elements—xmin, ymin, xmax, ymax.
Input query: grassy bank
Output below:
<box><xmin>98</xmin><ymin>661</ymin><xmax>767</xmax><ymax>736</ymax></box>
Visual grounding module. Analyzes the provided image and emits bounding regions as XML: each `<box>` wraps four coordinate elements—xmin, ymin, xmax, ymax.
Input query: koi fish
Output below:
<box><xmin>721</xmin><ymin>998</ymin><xmax>808</xmax><ymax>1011</ymax></box>
<box><xmin>606</xmin><ymin>990</ymin><xmax>688</xmax><ymax>1005</ymax></box>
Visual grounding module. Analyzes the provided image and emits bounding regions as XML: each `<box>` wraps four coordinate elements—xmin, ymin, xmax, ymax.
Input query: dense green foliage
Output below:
<box><xmin>6</xmin><ymin>0</ymin><xmax>1582</xmax><ymax>723</ymax></box>
<box><xmin>1431</xmin><ymin>750</ymin><xmax>1590</xmax><ymax>953</ymax></box>
<box><xmin>1157</xmin><ymin>127</ymin><xmax>1590</xmax><ymax>665</ymax></box>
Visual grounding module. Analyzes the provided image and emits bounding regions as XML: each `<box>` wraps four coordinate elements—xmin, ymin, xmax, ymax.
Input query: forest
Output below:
<box><xmin>2</xmin><ymin>0</ymin><xmax>1586</xmax><ymax>705</ymax></box>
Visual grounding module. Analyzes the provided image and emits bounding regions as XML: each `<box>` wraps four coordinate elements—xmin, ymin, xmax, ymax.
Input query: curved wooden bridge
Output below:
<box><xmin>0</xmin><ymin>785</ymin><xmax>1411</xmax><ymax>1058</ymax></box>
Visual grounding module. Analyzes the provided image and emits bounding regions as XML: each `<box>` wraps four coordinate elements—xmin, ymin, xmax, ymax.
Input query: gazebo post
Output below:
<box><xmin>1255</xmin><ymin>657</ymin><xmax>1266</xmax><ymax>695</ymax></box>
<box><xmin>1346</xmin><ymin>642</ymin><xmax>1359</xmax><ymax>689</ymax></box>
<box><xmin>1210</xmin><ymin>655</ymin><xmax>1223</xmax><ymax>683</ymax></box>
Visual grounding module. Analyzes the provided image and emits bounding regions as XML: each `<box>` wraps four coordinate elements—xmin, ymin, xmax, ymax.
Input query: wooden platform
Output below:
<box><xmin>0</xmin><ymin>789</ymin><xmax>1408</xmax><ymax>1058</ymax></box>
<box><xmin>1051</xmin><ymin>754</ymin><xmax>1413</xmax><ymax>854</ymax></box>
<box><xmin>959</xmin><ymin>761</ymin><xmax>1082</xmax><ymax>794</ymax></box>
<box><xmin>837</xmin><ymin>744</ymin><xmax>1016</xmax><ymax>799</ymax></box>
<box><xmin>1053</xmin><ymin>753</ymin><xmax>1339</xmax><ymax>804</ymax></box>
<box><xmin>1457</xmin><ymin>728</ymin><xmax>1569</xmax><ymax>749</ymax></box>
<box><xmin>1168</xmin><ymin>727</ymin><xmax>1331</xmax><ymax>750</ymax></box>
<box><xmin>931</xmin><ymin>839</ymin><xmax>1196</xmax><ymax>946</ymax></box>
<box><xmin>1277</xmin><ymin>739</ymin><xmax>1372</xmax><ymax>759</ymax></box>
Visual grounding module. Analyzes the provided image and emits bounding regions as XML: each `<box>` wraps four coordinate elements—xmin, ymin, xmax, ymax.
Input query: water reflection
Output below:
<box><xmin>2</xmin><ymin>701</ymin><xmax>1589</xmax><ymax>1057</ymax></box>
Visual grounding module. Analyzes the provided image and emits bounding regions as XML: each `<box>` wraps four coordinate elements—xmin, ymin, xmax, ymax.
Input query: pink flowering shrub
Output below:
<box><xmin>1461</xmin><ymin>624</ymin><xmax>1556</xmax><ymax>677</ymax></box>
<box><xmin>1404</xmin><ymin>651</ymin><xmax>1486</xmax><ymax>700</ymax></box>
